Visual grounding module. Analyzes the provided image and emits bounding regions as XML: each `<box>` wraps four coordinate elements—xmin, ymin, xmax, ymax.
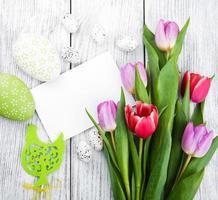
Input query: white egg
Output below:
<box><xmin>91</xmin><ymin>24</ymin><xmax>107</xmax><ymax>44</ymax></box>
<box><xmin>13</xmin><ymin>34</ymin><xmax>61</xmax><ymax>82</ymax></box>
<box><xmin>116</xmin><ymin>36</ymin><xmax>138</xmax><ymax>52</ymax></box>
<box><xmin>61</xmin><ymin>46</ymin><xmax>81</xmax><ymax>64</ymax></box>
<box><xmin>62</xmin><ymin>13</ymin><xmax>80</xmax><ymax>33</ymax></box>
<box><xmin>76</xmin><ymin>141</ymin><xmax>92</xmax><ymax>162</ymax></box>
<box><xmin>88</xmin><ymin>129</ymin><xmax>103</xmax><ymax>151</ymax></box>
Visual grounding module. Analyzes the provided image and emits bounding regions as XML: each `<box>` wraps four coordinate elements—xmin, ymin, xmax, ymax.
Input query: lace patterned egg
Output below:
<box><xmin>13</xmin><ymin>34</ymin><xmax>61</xmax><ymax>82</ymax></box>
<box><xmin>91</xmin><ymin>24</ymin><xmax>107</xmax><ymax>44</ymax></box>
<box><xmin>62</xmin><ymin>14</ymin><xmax>80</xmax><ymax>33</ymax></box>
<box><xmin>0</xmin><ymin>73</ymin><xmax>35</xmax><ymax>121</ymax></box>
<box><xmin>116</xmin><ymin>36</ymin><xmax>139</xmax><ymax>52</ymax></box>
<box><xmin>61</xmin><ymin>47</ymin><xmax>81</xmax><ymax>64</ymax></box>
<box><xmin>76</xmin><ymin>141</ymin><xmax>92</xmax><ymax>162</ymax></box>
<box><xmin>88</xmin><ymin>129</ymin><xmax>103</xmax><ymax>151</ymax></box>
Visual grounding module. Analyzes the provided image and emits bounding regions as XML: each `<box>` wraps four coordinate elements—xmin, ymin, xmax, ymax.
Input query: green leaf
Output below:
<box><xmin>86</xmin><ymin>109</ymin><xmax>119</xmax><ymax>169</ymax></box>
<box><xmin>135</xmin><ymin>67</ymin><xmax>150</xmax><ymax>103</ymax></box>
<box><xmin>165</xmin><ymin>100</ymin><xmax>187</xmax><ymax>194</ymax></box>
<box><xmin>167</xmin><ymin>169</ymin><xmax>204</xmax><ymax>200</ymax></box>
<box><xmin>115</xmin><ymin>88</ymin><xmax>130</xmax><ymax>199</ymax></box>
<box><xmin>144</xmin><ymin>132</ymin><xmax>171</xmax><ymax>200</ymax></box>
<box><xmin>191</xmin><ymin>102</ymin><xmax>205</xmax><ymax>125</ymax></box>
<box><xmin>143</xmin><ymin>39</ymin><xmax>160</xmax><ymax>103</ymax></box>
<box><xmin>143</xmin><ymin>24</ymin><xmax>166</xmax><ymax>68</ymax></box>
<box><xmin>128</xmin><ymin>132</ymin><xmax>141</xmax><ymax>200</ymax></box>
<box><xmin>104</xmin><ymin>148</ymin><xmax>126</xmax><ymax>200</ymax></box>
<box><xmin>170</xmin><ymin>18</ymin><xmax>190</xmax><ymax>61</ymax></box>
<box><xmin>182</xmin><ymin>78</ymin><xmax>190</xmax><ymax>119</ymax></box>
<box><xmin>146</xmin><ymin>59</ymin><xmax>179</xmax><ymax>199</ymax></box>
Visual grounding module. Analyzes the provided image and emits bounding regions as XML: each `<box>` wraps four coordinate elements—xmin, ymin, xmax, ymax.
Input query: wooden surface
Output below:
<box><xmin>0</xmin><ymin>0</ymin><xmax>218</xmax><ymax>199</ymax></box>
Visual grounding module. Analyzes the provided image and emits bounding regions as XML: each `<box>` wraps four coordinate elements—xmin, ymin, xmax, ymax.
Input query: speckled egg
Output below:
<box><xmin>0</xmin><ymin>73</ymin><xmax>35</xmax><ymax>121</ymax></box>
<box><xmin>61</xmin><ymin>47</ymin><xmax>81</xmax><ymax>64</ymax></box>
<box><xmin>116</xmin><ymin>36</ymin><xmax>138</xmax><ymax>52</ymax></box>
<box><xmin>62</xmin><ymin>14</ymin><xmax>80</xmax><ymax>33</ymax></box>
<box><xmin>76</xmin><ymin>141</ymin><xmax>92</xmax><ymax>162</ymax></box>
<box><xmin>88</xmin><ymin>129</ymin><xmax>103</xmax><ymax>151</ymax></box>
<box><xmin>13</xmin><ymin>34</ymin><xmax>61</xmax><ymax>82</ymax></box>
<box><xmin>91</xmin><ymin>24</ymin><xmax>107</xmax><ymax>44</ymax></box>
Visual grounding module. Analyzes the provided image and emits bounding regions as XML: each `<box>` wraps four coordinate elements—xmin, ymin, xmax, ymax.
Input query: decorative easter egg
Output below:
<box><xmin>76</xmin><ymin>141</ymin><xmax>92</xmax><ymax>162</ymax></box>
<box><xmin>0</xmin><ymin>73</ymin><xmax>35</xmax><ymax>121</ymax></box>
<box><xmin>62</xmin><ymin>14</ymin><xmax>80</xmax><ymax>33</ymax></box>
<box><xmin>88</xmin><ymin>129</ymin><xmax>103</xmax><ymax>151</ymax></box>
<box><xmin>116</xmin><ymin>36</ymin><xmax>138</xmax><ymax>52</ymax></box>
<box><xmin>61</xmin><ymin>46</ymin><xmax>81</xmax><ymax>64</ymax></box>
<box><xmin>13</xmin><ymin>34</ymin><xmax>61</xmax><ymax>82</ymax></box>
<box><xmin>91</xmin><ymin>24</ymin><xmax>107</xmax><ymax>44</ymax></box>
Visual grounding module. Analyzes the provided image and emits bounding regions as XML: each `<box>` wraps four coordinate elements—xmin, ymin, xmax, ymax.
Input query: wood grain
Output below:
<box><xmin>0</xmin><ymin>0</ymin><xmax>218</xmax><ymax>199</ymax></box>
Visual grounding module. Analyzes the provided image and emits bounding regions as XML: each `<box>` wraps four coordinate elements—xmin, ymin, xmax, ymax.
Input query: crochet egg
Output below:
<box><xmin>62</xmin><ymin>14</ymin><xmax>80</xmax><ymax>33</ymax></box>
<box><xmin>0</xmin><ymin>73</ymin><xmax>35</xmax><ymax>121</ymax></box>
<box><xmin>116</xmin><ymin>36</ymin><xmax>138</xmax><ymax>52</ymax></box>
<box><xmin>88</xmin><ymin>129</ymin><xmax>103</xmax><ymax>151</ymax></box>
<box><xmin>13</xmin><ymin>34</ymin><xmax>61</xmax><ymax>82</ymax></box>
<box><xmin>76</xmin><ymin>141</ymin><xmax>92</xmax><ymax>162</ymax></box>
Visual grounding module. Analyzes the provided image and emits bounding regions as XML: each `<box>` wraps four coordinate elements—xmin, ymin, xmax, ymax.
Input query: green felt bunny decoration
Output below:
<box><xmin>21</xmin><ymin>124</ymin><xmax>65</xmax><ymax>187</ymax></box>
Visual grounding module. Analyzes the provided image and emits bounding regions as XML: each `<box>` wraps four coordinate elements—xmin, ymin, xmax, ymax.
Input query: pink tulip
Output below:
<box><xmin>125</xmin><ymin>101</ymin><xmax>158</xmax><ymax>139</ymax></box>
<box><xmin>182</xmin><ymin>122</ymin><xmax>215</xmax><ymax>157</ymax></box>
<box><xmin>97</xmin><ymin>100</ymin><xmax>117</xmax><ymax>132</ymax></box>
<box><xmin>181</xmin><ymin>71</ymin><xmax>211</xmax><ymax>103</ymax></box>
<box><xmin>155</xmin><ymin>19</ymin><xmax>179</xmax><ymax>52</ymax></box>
<box><xmin>120</xmin><ymin>62</ymin><xmax>147</xmax><ymax>94</ymax></box>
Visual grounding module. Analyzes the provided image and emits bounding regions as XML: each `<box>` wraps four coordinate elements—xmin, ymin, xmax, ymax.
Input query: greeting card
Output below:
<box><xmin>31</xmin><ymin>52</ymin><xmax>133</xmax><ymax>141</ymax></box>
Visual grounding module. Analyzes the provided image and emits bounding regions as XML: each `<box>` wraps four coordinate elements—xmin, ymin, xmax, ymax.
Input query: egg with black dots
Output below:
<box><xmin>88</xmin><ymin>129</ymin><xmax>103</xmax><ymax>151</ymax></box>
<box><xmin>76</xmin><ymin>141</ymin><xmax>92</xmax><ymax>162</ymax></box>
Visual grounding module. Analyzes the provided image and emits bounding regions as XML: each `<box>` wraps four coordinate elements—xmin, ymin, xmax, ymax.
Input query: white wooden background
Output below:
<box><xmin>0</xmin><ymin>0</ymin><xmax>218</xmax><ymax>199</ymax></box>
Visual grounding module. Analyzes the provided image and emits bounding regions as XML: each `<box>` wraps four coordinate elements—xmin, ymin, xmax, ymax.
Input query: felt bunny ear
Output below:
<box><xmin>21</xmin><ymin>124</ymin><xmax>65</xmax><ymax>187</ymax></box>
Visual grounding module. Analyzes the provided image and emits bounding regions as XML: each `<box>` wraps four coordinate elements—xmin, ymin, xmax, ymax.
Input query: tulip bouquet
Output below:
<box><xmin>86</xmin><ymin>18</ymin><xmax>218</xmax><ymax>200</ymax></box>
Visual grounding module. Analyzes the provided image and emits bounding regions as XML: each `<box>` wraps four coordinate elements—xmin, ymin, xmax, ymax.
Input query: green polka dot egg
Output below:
<box><xmin>0</xmin><ymin>73</ymin><xmax>35</xmax><ymax>121</ymax></box>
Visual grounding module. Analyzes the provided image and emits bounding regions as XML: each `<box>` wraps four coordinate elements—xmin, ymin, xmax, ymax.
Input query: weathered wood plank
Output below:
<box><xmin>144</xmin><ymin>0</ymin><xmax>218</xmax><ymax>199</ymax></box>
<box><xmin>70</xmin><ymin>0</ymin><xmax>144</xmax><ymax>199</ymax></box>
<box><xmin>0</xmin><ymin>0</ymin><xmax>71</xmax><ymax>199</ymax></box>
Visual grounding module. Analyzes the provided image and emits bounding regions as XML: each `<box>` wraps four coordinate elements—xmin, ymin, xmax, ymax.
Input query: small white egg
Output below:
<box><xmin>88</xmin><ymin>129</ymin><xmax>103</xmax><ymax>151</ymax></box>
<box><xmin>61</xmin><ymin>46</ymin><xmax>81</xmax><ymax>64</ymax></box>
<box><xmin>62</xmin><ymin>13</ymin><xmax>80</xmax><ymax>33</ymax></box>
<box><xmin>91</xmin><ymin>24</ymin><xmax>107</xmax><ymax>44</ymax></box>
<box><xmin>116</xmin><ymin>36</ymin><xmax>138</xmax><ymax>52</ymax></box>
<box><xmin>76</xmin><ymin>141</ymin><xmax>92</xmax><ymax>162</ymax></box>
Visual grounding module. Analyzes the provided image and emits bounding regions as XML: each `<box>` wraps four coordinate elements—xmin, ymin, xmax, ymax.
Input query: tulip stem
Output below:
<box><xmin>110</xmin><ymin>131</ymin><xmax>116</xmax><ymax>151</ymax></box>
<box><xmin>177</xmin><ymin>154</ymin><xmax>192</xmax><ymax>181</ymax></box>
<box><xmin>139</xmin><ymin>138</ymin><xmax>143</xmax><ymax>160</ymax></box>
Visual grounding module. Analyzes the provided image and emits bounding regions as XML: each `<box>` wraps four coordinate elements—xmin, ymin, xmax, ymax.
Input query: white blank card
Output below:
<box><xmin>31</xmin><ymin>52</ymin><xmax>133</xmax><ymax>141</ymax></box>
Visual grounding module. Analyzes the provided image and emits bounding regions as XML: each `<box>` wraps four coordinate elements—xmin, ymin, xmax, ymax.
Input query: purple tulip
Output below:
<box><xmin>182</xmin><ymin>122</ymin><xmax>215</xmax><ymax>158</ymax></box>
<box><xmin>120</xmin><ymin>62</ymin><xmax>147</xmax><ymax>94</ymax></box>
<box><xmin>155</xmin><ymin>19</ymin><xmax>179</xmax><ymax>52</ymax></box>
<box><xmin>97</xmin><ymin>100</ymin><xmax>117</xmax><ymax>132</ymax></box>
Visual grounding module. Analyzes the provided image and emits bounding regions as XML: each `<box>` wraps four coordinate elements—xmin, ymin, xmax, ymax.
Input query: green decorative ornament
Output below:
<box><xmin>21</xmin><ymin>124</ymin><xmax>65</xmax><ymax>187</ymax></box>
<box><xmin>0</xmin><ymin>73</ymin><xmax>35</xmax><ymax>120</ymax></box>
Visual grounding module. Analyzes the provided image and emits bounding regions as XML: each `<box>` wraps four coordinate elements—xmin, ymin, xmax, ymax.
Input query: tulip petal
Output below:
<box><xmin>97</xmin><ymin>101</ymin><xmax>117</xmax><ymax>131</ymax></box>
<box><xmin>165</xmin><ymin>22</ymin><xmax>179</xmax><ymax>49</ymax></box>
<box><xmin>125</xmin><ymin>104</ymin><xmax>132</xmax><ymax>125</ymax></box>
<box><xmin>155</xmin><ymin>19</ymin><xmax>169</xmax><ymax>51</ymax></box>
<box><xmin>182</xmin><ymin>122</ymin><xmax>197</xmax><ymax>154</ymax></box>
<box><xmin>191</xmin><ymin>77</ymin><xmax>211</xmax><ymax>103</ymax></box>
<box><xmin>120</xmin><ymin>63</ymin><xmax>135</xmax><ymax>93</ymax></box>
<box><xmin>194</xmin><ymin>130</ymin><xmax>214</xmax><ymax>157</ymax></box>
<box><xmin>135</xmin><ymin>116</ymin><xmax>156</xmax><ymax>139</ymax></box>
